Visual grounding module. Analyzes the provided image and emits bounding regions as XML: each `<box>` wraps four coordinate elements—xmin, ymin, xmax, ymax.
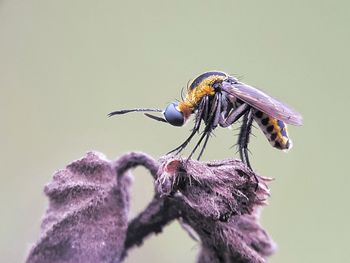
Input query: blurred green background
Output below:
<box><xmin>1</xmin><ymin>0</ymin><xmax>349</xmax><ymax>262</ymax></box>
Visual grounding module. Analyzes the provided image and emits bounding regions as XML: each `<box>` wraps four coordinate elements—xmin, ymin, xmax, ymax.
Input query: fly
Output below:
<box><xmin>108</xmin><ymin>71</ymin><xmax>303</xmax><ymax>169</ymax></box>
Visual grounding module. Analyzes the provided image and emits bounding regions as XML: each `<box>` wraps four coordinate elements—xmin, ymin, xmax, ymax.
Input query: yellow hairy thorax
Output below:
<box><xmin>177</xmin><ymin>75</ymin><xmax>225</xmax><ymax>118</ymax></box>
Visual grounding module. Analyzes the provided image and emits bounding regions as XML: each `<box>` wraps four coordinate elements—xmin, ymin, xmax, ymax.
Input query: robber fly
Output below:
<box><xmin>108</xmin><ymin>71</ymin><xmax>302</xmax><ymax>169</ymax></box>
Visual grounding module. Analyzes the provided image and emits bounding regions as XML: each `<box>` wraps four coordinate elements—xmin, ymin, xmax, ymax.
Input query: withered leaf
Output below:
<box><xmin>26</xmin><ymin>152</ymin><xmax>131</xmax><ymax>263</ymax></box>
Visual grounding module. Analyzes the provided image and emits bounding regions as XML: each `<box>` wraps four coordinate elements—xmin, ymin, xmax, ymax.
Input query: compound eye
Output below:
<box><xmin>164</xmin><ymin>103</ymin><xmax>184</xmax><ymax>126</ymax></box>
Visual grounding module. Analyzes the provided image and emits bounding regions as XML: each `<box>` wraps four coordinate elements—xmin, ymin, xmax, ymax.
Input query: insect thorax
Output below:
<box><xmin>177</xmin><ymin>72</ymin><xmax>227</xmax><ymax>116</ymax></box>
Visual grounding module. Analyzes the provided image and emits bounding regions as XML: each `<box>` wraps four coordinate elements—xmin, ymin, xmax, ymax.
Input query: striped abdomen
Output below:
<box><xmin>253</xmin><ymin>110</ymin><xmax>292</xmax><ymax>150</ymax></box>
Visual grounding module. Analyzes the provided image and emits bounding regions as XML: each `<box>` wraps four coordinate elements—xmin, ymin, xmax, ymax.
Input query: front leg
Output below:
<box><xmin>167</xmin><ymin>96</ymin><xmax>208</xmax><ymax>155</ymax></box>
<box><xmin>189</xmin><ymin>93</ymin><xmax>220</xmax><ymax>160</ymax></box>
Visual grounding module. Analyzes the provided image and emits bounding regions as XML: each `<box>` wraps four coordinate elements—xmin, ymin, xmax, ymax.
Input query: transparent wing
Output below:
<box><xmin>222</xmin><ymin>81</ymin><xmax>303</xmax><ymax>125</ymax></box>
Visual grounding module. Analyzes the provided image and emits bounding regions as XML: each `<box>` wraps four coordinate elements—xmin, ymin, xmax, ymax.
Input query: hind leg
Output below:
<box><xmin>238</xmin><ymin>108</ymin><xmax>254</xmax><ymax>169</ymax></box>
<box><xmin>238</xmin><ymin>108</ymin><xmax>259</xmax><ymax>189</ymax></box>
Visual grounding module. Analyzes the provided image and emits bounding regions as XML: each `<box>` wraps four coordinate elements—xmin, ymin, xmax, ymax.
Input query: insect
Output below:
<box><xmin>108</xmin><ymin>71</ymin><xmax>302</xmax><ymax>169</ymax></box>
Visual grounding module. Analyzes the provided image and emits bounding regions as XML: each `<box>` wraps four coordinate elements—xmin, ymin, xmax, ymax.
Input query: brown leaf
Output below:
<box><xmin>27</xmin><ymin>152</ymin><xmax>276</xmax><ymax>263</ymax></box>
<box><xmin>26</xmin><ymin>152</ymin><xmax>131</xmax><ymax>263</ymax></box>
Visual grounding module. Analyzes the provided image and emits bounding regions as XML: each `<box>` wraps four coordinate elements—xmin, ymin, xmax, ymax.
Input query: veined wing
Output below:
<box><xmin>221</xmin><ymin>81</ymin><xmax>303</xmax><ymax>126</ymax></box>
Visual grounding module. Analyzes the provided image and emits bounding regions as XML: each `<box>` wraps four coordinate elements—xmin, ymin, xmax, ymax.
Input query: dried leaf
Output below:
<box><xmin>27</xmin><ymin>152</ymin><xmax>276</xmax><ymax>263</ymax></box>
<box><xmin>26</xmin><ymin>152</ymin><xmax>131</xmax><ymax>263</ymax></box>
<box><xmin>155</xmin><ymin>157</ymin><xmax>276</xmax><ymax>263</ymax></box>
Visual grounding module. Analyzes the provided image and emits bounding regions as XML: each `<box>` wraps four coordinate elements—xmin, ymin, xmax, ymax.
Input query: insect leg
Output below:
<box><xmin>197</xmin><ymin>93</ymin><xmax>222</xmax><ymax>160</ymax></box>
<box><xmin>238</xmin><ymin>108</ymin><xmax>260</xmax><ymax>189</ymax></box>
<box><xmin>212</xmin><ymin>93</ymin><xmax>222</xmax><ymax>128</ymax></box>
<box><xmin>188</xmin><ymin>128</ymin><xmax>210</xmax><ymax>160</ymax></box>
<box><xmin>238</xmin><ymin>108</ymin><xmax>253</xmax><ymax>168</ymax></box>
<box><xmin>219</xmin><ymin>103</ymin><xmax>250</xmax><ymax>128</ymax></box>
<box><xmin>167</xmin><ymin>96</ymin><xmax>208</xmax><ymax>155</ymax></box>
<box><xmin>189</xmin><ymin>93</ymin><xmax>219</xmax><ymax>160</ymax></box>
<box><xmin>202</xmin><ymin>93</ymin><xmax>210</xmax><ymax>123</ymax></box>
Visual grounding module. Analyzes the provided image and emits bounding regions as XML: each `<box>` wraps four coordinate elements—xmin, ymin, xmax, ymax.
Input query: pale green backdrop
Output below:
<box><xmin>1</xmin><ymin>1</ymin><xmax>349</xmax><ymax>262</ymax></box>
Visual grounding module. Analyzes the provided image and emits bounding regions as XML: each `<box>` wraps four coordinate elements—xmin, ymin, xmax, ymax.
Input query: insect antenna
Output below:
<box><xmin>108</xmin><ymin>108</ymin><xmax>162</xmax><ymax>117</ymax></box>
